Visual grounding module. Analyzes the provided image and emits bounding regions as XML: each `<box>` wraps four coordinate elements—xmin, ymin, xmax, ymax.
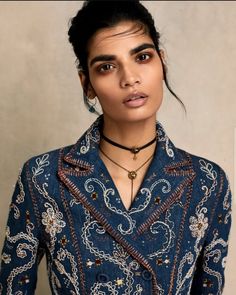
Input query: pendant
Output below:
<box><xmin>131</xmin><ymin>147</ymin><xmax>140</xmax><ymax>154</ymax></box>
<box><xmin>131</xmin><ymin>147</ymin><xmax>140</xmax><ymax>160</ymax></box>
<box><xmin>128</xmin><ymin>171</ymin><xmax>137</xmax><ymax>180</ymax></box>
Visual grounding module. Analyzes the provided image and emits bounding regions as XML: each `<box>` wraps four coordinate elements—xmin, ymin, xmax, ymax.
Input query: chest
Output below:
<box><xmin>42</xmin><ymin>185</ymin><xmax>204</xmax><ymax>295</ymax></box>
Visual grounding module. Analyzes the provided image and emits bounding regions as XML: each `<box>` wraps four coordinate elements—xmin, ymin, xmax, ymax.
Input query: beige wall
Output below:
<box><xmin>0</xmin><ymin>1</ymin><xmax>235</xmax><ymax>294</ymax></box>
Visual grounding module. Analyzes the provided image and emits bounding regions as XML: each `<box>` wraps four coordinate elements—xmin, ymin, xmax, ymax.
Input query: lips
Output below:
<box><xmin>123</xmin><ymin>92</ymin><xmax>148</xmax><ymax>103</ymax></box>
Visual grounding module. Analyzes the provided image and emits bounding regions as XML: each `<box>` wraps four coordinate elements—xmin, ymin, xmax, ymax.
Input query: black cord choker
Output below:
<box><xmin>101</xmin><ymin>132</ymin><xmax>157</xmax><ymax>160</ymax></box>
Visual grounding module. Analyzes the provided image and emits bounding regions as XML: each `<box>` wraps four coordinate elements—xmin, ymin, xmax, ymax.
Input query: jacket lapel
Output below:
<box><xmin>131</xmin><ymin>126</ymin><xmax>196</xmax><ymax>235</ymax></box>
<box><xmin>58</xmin><ymin>117</ymin><xmax>195</xmax><ymax>287</ymax></box>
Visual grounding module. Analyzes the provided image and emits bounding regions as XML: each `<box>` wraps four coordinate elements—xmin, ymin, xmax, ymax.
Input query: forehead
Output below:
<box><xmin>87</xmin><ymin>21</ymin><xmax>153</xmax><ymax>56</ymax></box>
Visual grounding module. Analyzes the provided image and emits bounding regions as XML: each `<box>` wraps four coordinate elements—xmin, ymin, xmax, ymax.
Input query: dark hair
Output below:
<box><xmin>68</xmin><ymin>0</ymin><xmax>185</xmax><ymax>112</ymax></box>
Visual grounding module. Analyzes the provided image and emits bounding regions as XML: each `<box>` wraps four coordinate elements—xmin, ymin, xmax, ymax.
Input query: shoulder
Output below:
<box><xmin>175</xmin><ymin>148</ymin><xmax>232</xmax><ymax>231</ymax></box>
<box><xmin>20</xmin><ymin>143</ymin><xmax>74</xmax><ymax>179</ymax></box>
<box><xmin>176</xmin><ymin>147</ymin><xmax>230</xmax><ymax>194</ymax></box>
<box><xmin>187</xmin><ymin>149</ymin><xmax>227</xmax><ymax>179</ymax></box>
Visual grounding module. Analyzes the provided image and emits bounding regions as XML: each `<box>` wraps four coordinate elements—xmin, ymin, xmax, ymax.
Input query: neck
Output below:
<box><xmin>102</xmin><ymin>116</ymin><xmax>157</xmax><ymax>148</ymax></box>
<box><xmin>100</xmin><ymin>116</ymin><xmax>157</xmax><ymax>164</ymax></box>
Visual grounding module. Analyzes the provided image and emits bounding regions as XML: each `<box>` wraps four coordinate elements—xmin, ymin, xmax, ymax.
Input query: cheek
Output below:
<box><xmin>90</xmin><ymin>76</ymin><xmax>112</xmax><ymax>96</ymax></box>
<box><xmin>146</xmin><ymin>70</ymin><xmax>163</xmax><ymax>92</ymax></box>
<box><xmin>92</xmin><ymin>86</ymin><xmax>114</xmax><ymax>109</ymax></box>
<box><xmin>94</xmin><ymin>87</ymin><xmax>111</xmax><ymax>104</ymax></box>
<box><xmin>142</xmin><ymin>63</ymin><xmax>163</xmax><ymax>85</ymax></box>
<box><xmin>91</xmin><ymin>77</ymin><xmax>121</xmax><ymax>104</ymax></box>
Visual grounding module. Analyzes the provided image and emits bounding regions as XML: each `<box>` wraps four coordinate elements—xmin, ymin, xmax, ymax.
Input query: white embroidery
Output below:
<box><xmin>32</xmin><ymin>154</ymin><xmax>49</xmax><ymax>176</ymax></box>
<box><xmin>85</xmin><ymin>178</ymin><xmax>136</xmax><ymax>235</ymax></box>
<box><xmin>42</xmin><ymin>202</ymin><xmax>66</xmax><ymax>238</ymax></box>
<box><xmin>189</xmin><ymin>208</ymin><xmax>208</xmax><ymax>239</ymax></box>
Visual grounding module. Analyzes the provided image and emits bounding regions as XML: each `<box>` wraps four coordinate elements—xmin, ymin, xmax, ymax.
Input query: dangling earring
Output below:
<box><xmin>83</xmin><ymin>92</ymin><xmax>100</xmax><ymax>115</ymax></box>
<box><xmin>88</xmin><ymin>96</ymin><xmax>98</xmax><ymax>113</ymax></box>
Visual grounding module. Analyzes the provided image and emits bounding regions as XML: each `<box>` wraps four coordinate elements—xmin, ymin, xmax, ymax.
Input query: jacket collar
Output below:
<box><xmin>61</xmin><ymin>115</ymin><xmax>179</xmax><ymax>165</ymax></box>
<box><xmin>60</xmin><ymin>114</ymin><xmax>194</xmax><ymax>172</ymax></box>
<box><xmin>58</xmin><ymin>116</ymin><xmax>195</xmax><ymax>283</ymax></box>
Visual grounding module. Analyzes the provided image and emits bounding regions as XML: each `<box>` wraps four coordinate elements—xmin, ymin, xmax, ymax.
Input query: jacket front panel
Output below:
<box><xmin>0</xmin><ymin>117</ymin><xmax>232</xmax><ymax>295</ymax></box>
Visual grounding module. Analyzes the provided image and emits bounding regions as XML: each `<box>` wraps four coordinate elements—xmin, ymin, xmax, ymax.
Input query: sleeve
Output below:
<box><xmin>190</xmin><ymin>169</ymin><xmax>232</xmax><ymax>295</ymax></box>
<box><xmin>0</xmin><ymin>162</ymin><xmax>44</xmax><ymax>295</ymax></box>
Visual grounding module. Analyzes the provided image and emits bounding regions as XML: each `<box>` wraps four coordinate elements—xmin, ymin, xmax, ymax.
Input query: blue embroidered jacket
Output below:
<box><xmin>0</xmin><ymin>117</ymin><xmax>232</xmax><ymax>295</ymax></box>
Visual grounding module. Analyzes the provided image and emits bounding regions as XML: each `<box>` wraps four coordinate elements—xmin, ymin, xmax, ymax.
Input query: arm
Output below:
<box><xmin>0</xmin><ymin>162</ymin><xmax>44</xmax><ymax>294</ymax></box>
<box><xmin>190</xmin><ymin>170</ymin><xmax>232</xmax><ymax>295</ymax></box>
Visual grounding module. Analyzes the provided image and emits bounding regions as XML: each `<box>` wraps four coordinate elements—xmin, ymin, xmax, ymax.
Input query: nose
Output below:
<box><xmin>120</xmin><ymin>66</ymin><xmax>141</xmax><ymax>88</ymax></box>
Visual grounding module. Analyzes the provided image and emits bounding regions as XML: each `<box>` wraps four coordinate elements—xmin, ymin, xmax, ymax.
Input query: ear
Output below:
<box><xmin>159</xmin><ymin>49</ymin><xmax>167</xmax><ymax>79</ymax></box>
<box><xmin>159</xmin><ymin>49</ymin><xmax>165</xmax><ymax>63</ymax></box>
<box><xmin>160</xmin><ymin>49</ymin><xmax>165</xmax><ymax>59</ymax></box>
<box><xmin>78</xmin><ymin>71</ymin><xmax>96</xmax><ymax>99</ymax></box>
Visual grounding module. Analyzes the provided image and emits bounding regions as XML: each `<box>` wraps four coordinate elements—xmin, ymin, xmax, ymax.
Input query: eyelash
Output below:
<box><xmin>136</xmin><ymin>52</ymin><xmax>153</xmax><ymax>62</ymax></box>
<box><xmin>96</xmin><ymin>52</ymin><xmax>153</xmax><ymax>73</ymax></box>
<box><xmin>97</xmin><ymin>64</ymin><xmax>115</xmax><ymax>73</ymax></box>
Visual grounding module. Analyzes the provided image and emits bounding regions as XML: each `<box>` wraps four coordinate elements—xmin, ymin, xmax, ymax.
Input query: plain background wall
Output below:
<box><xmin>0</xmin><ymin>1</ymin><xmax>235</xmax><ymax>294</ymax></box>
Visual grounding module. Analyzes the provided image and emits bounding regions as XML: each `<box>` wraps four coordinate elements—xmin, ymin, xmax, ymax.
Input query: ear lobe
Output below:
<box><xmin>87</xmin><ymin>84</ymin><xmax>96</xmax><ymax>100</ymax></box>
<box><xmin>78</xmin><ymin>71</ymin><xmax>96</xmax><ymax>98</ymax></box>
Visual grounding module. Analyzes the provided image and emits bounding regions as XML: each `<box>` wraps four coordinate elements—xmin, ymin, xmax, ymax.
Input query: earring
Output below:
<box><xmin>88</xmin><ymin>96</ymin><xmax>97</xmax><ymax>113</ymax></box>
<box><xmin>83</xmin><ymin>92</ymin><xmax>100</xmax><ymax>115</ymax></box>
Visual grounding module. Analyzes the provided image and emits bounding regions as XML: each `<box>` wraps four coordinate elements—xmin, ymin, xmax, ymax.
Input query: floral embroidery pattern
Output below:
<box><xmin>176</xmin><ymin>157</ymin><xmax>231</xmax><ymax>294</ymax></box>
<box><xmin>189</xmin><ymin>208</ymin><xmax>208</xmax><ymax>238</ymax></box>
<box><xmin>42</xmin><ymin>203</ymin><xmax>66</xmax><ymax>238</ymax></box>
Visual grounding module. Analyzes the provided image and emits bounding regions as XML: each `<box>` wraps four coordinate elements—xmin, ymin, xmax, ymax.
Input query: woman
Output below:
<box><xmin>0</xmin><ymin>1</ymin><xmax>232</xmax><ymax>294</ymax></box>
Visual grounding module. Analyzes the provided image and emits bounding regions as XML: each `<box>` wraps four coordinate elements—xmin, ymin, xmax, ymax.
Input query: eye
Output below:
<box><xmin>136</xmin><ymin>53</ymin><xmax>152</xmax><ymax>62</ymax></box>
<box><xmin>97</xmin><ymin>64</ymin><xmax>115</xmax><ymax>73</ymax></box>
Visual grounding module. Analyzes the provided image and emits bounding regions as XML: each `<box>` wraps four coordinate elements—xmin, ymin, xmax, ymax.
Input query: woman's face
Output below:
<box><xmin>81</xmin><ymin>21</ymin><xmax>164</xmax><ymax>126</ymax></box>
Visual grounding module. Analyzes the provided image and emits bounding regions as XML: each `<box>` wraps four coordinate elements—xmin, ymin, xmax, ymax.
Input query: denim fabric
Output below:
<box><xmin>0</xmin><ymin>116</ymin><xmax>232</xmax><ymax>294</ymax></box>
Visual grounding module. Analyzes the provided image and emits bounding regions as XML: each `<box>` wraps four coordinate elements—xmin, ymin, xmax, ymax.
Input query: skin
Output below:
<box><xmin>79</xmin><ymin>21</ymin><xmax>165</xmax><ymax>210</ymax></box>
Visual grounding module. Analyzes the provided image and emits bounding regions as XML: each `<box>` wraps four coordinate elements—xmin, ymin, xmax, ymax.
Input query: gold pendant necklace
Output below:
<box><xmin>99</xmin><ymin>148</ymin><xmax>154</xmax><ymax>202</ymax></box>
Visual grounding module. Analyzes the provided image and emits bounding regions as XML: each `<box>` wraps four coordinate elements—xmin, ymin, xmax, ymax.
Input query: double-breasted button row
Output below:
<box><xmin>96</xmin><ymin>270</ymin><xmax>152</xmax><ymax>283</ymax></box>
<box><xmin>141</xmin><ymin>270</ymin><xmax>152</xmax><ymax>281</ymax></box>
<box><xmin>96</xmin><ymin>272</ymin><xmax>110</xmax><ymax>283</ymax></box>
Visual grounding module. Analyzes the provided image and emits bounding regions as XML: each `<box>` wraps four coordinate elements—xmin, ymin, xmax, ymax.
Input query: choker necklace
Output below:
<box><xmin>100</xmin><ymin>147</ymin><xmax>154</xmax><ymax>203</ymax></box>
<box><xmin>101</xmin><ymin>133</ymin><xmax>157</xmax><ymax>160</ymax></box>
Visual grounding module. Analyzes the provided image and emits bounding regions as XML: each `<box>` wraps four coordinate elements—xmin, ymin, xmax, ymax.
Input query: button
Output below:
<box><xmin>142</xmin><ymin>269</ymin><xmax>152</xmax><ymax>281</ymax></box>
<box><xmin>96</xmin><ymin>272</ymin><xmax>110</xmax><ymax>283</ymax></box>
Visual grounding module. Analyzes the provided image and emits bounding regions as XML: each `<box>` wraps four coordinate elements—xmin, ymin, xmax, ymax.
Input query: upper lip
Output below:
<box><xmin>123</xmin><ymin>92</ymin><xmax>148</xmax><ymax>103</ymax></box>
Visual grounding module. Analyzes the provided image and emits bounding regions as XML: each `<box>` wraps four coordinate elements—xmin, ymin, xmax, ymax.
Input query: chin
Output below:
<box><xmin>121</xmin><ymin>113</ymin><xmax>157</xmax><ymax>124</ymax></box>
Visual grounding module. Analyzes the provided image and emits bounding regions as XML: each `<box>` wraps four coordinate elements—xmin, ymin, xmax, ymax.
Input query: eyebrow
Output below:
<box><xmin>89</xmin><ymin>43</ymin><xmax>156</xmax><ymax>67</ymax></box>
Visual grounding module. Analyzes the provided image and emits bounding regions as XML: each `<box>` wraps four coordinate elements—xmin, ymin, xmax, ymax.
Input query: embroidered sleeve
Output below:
<box><xmin>190</xmin><ymin>169</ymin><xmax>232</xmax><ymax>295</ymax></box>
<box><xmin>0</xmin><ymin>162</ymin><xmax>43</xmax><ymax>294</ymax></box>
